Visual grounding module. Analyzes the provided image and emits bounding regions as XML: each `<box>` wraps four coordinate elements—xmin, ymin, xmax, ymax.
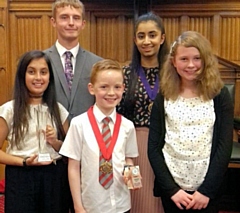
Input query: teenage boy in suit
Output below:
<box><xmin>45</xmin><ymin>0</ymin><xmax>102</xmax><ymax>121</ymax></box>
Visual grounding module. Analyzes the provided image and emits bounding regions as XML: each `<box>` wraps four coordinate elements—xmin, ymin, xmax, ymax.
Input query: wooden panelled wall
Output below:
<box><xmin>0</xmin><ymin>0</ymin><xmax>240</xmax><ymax>178</ymax></box>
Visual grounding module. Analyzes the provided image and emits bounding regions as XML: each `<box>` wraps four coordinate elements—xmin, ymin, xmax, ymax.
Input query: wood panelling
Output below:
<box><xmin>93</xmin><ymin>14</ymin><xmax>133</xmax><ymax>63</ymax></box>
<box><xmin>220</xmin><ymin>16</ymin><xmax>240</xmax><ymax>61</ymax></box>
<box><xmin>0</xmin><ymin>0</ymin><xmax>9</xmax><ymax>105</ymax></box>
<box><xmin>6</xmin><ymin>1</ymin><xmax>240</xmax><ymax>66</ymax></box>
<box><xmin>9</xmin><ymin>12</ymin><xmax>56</xmax><ymax>87</ymax></box>
<box><xmin>153</xmin><ymin>4</ymin><xmax>240</xmax><ymax>65</ymax></box>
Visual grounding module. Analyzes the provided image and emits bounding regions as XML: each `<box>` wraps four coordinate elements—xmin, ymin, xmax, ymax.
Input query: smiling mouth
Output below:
<box><xmin>66</xmin><ymin>29</ymin><xmax>76</xmax><ymax>31</ymax></box>
<box><xmin>33</xmin><ymin>83</ymin><xmax>43</xmax><ymax>88</ymax></box>
<box><xmin>105</xmin><ymin>98</ymin><xmax>116</xmax><ymax>101</ymax></box>
<box><xmin>185</xmin><ymin>70</ymin><xmax>196</xmax><ymax>74</ymax></box>
<box><xmin>142</xmin><ymin>47</ymin><xmax>153</xmax><ymax>52</ymax></box>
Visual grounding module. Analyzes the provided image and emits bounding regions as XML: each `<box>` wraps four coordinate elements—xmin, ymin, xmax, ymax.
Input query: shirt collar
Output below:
<box><xmin>55</xmin><ymin>40</ymin><xmax>79</xmax><ymax>59</ymax></box>
<box><xmin>93</xmin><ymin>104</ymin><xmax>116</xmax><ymax>124</ymax></box>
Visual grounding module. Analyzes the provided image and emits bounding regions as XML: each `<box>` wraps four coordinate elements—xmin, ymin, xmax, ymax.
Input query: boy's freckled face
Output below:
<box><xmin>88</xmin><ymin>69</ymin><xmax>124</xmax><ymax>115</ymax></box>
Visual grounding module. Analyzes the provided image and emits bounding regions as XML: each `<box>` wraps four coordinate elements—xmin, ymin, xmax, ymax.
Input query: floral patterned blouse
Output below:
<box><xmin>117</xmin><ymin>66</ymin><xmax>159</xmax><ymax>127</ymax></box>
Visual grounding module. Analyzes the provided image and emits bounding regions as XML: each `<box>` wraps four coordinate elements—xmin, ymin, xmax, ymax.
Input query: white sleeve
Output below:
<box><xmin>60</xmin><ymin>116</ymin><xmax>83</xmax><ymax>161</ymax></box>
<box><xmin>125</xmin><ymin>119</ymin><xmax>139</xmax><ymax>158</ymax></box>
<box><xmin>0</xmin><ymin>101</ymin><xmax>14</xmax><ymax>130</ymax></box>
<box><xmin>57</xmin><ymin>102</ymin><xmax>69</xmax><ymax>124</ymax></box>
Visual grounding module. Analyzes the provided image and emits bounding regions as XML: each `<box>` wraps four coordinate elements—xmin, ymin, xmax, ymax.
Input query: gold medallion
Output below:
<box><xmin>99</xmin><ymin>161</ymin><xmax>113</xmax><ymax>174</ymax></box>
<box><xmin>148</xmin><ymin>102</ymin><xmax>153</xmax><ymax>112</ymax></box>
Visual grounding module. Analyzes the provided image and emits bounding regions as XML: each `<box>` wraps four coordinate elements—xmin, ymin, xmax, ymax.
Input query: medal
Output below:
<box><xmin>148</xmin><ymin>102</ymin><xmax>153</xmax><ymax>112</ymax></box>
<box><xmin>99</xmin><ymin>161</ymin><xmax>113</xmax><ymax>174</ymax></box>
<box><xmin>138</xmin><ymin>67</ymin><xmax>159</xmax><ymax>109</ymax></box>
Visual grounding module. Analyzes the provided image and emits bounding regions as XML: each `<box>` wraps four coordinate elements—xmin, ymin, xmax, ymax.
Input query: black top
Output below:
<box><xmin>117</xmin><ymin>66</ymin><xmax>159</xmax><ymax>127</ymax></box>
<box><xmin>148</xmin><ymin>86</ymin><xmax>233</xmax><ymax>199</ymax></box>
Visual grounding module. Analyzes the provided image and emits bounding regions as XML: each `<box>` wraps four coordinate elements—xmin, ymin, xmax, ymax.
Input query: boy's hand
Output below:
<box><xmin>123</xmin><ymin>174</ymin><xmax>130</xmax><ymax>185</ymax></box>
<box><xmin>122</xmin><ymin>165</ymin><xmax>142</xmax><ymax>190</ymax></box>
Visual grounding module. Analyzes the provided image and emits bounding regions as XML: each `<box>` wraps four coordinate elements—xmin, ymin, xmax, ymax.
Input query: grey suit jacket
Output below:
<box><xmin>44</xmin><ymin>45</ymin><xmax>102</xmax><ymax>121</ymax></box>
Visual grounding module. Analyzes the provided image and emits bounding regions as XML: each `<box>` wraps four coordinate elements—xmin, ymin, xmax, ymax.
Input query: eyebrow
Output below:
<box><xmin>59</xmin><ymin>13</ymin><xmax>81</xmax><ymax>17</ymax></box>
<box><xmin>148</xmin><ymin>31</ymin><xmax>157</xmax><ymax>33</ymax></box>
<box><xmin>137</xmin><ymin>30</ymin><xmax>157</xmax><ymax>34</ymax></box>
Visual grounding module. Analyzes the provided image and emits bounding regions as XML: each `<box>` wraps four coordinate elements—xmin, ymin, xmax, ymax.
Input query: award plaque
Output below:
<box><xmin>38</xmin><ymin>153</ymin><xmax>51</xmax><ymax>162</ymax></box>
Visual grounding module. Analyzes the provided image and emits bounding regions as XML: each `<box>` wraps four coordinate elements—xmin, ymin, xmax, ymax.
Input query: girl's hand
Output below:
<box><xmin>171</xmin><ymin>189</ymin><xmax>193</xmax><ymax>210</ymax></box>
<box><xmin>186</xmin><ymin>191</ymin><xmax>209</xmax><ymax>210</ymax></box>
<box><xmin>45</xmin><ymin>125</ymin><xmax>63</xmax><ymax>151</ymax></box>
<box><xmin>75</xmin><ymin>209</ymin><xmax>86</xmax><ymax>213</ymax></box>
<box><xmin>74</xmin><ymin>206</ymin><xmax>87</xmax><ymax>213</ymax></box>
<box><xmin>45</xmin><ymin>125</ymin><xmax>57</xmax><ymax>146</ymax></box>
<box><xmin>25</xmin><ymin>154</ymin><xmax>52</xmax><ymax>166</ymax></box>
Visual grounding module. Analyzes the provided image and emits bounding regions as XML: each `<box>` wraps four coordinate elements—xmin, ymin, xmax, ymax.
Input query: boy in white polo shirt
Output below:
<box><xmin>60</xmin><ymin>59</ymin><xmax>139</xmax><ymax>213</ymax></box>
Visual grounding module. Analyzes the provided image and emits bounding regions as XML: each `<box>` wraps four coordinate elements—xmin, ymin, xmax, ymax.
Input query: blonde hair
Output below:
<box><xmin>90</xmin><ymin>59</ymin><xmax>123</xmax><ymax>84</ymax></box>
<box><xmin>52</xmin><ymin>0</ymin><xmax>85</xmax><ymax>19</ymax></box>
<box><xmin>161</xmin><ymin>31</ymin><xmax>223</xmax><ymax>101</ymax></box>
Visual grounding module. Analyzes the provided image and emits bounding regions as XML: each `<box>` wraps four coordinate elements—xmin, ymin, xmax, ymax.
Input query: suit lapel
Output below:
<box><xmin>49</xmin><ymin>46</ymin><xmax>71</xmax><ymax>98</ymax></box>
<box><xmin>70</xmin><ymin>48</ymin><xmax>86</xmax><ymax>101</ymax></box>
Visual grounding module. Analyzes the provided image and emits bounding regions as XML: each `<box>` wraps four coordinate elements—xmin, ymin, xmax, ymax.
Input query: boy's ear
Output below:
<box><xmin>88</xmin><ymin>83</ymin><xmax>94</xmax><ymax>95</ymax></box>
<box><xmin>51</xmin><ymin>17</ymin><xmax>56</xmax><ymax>27</ymax></box>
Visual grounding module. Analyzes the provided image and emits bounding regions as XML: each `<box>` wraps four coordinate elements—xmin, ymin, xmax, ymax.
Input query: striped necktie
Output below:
<box><xmin>99</xmin><ymin>117</ymin><xmax>113</xmax><ymax>189</ymax></box>
<box><xmin>64</xmin><ymin>51</ymin><xmax>73</xmax><ymax>90</ymax></box>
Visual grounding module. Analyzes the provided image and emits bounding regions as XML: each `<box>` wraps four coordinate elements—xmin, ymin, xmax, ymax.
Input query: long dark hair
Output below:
<box><xmin>124</xmin><ymin>12</ymin><xmax>169</xmax><ymax>109</ymax></box>
<box><xmin>12</xmin><ymin>50</ymin><xmax>65</xmax><ymax>148</ymax></box>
